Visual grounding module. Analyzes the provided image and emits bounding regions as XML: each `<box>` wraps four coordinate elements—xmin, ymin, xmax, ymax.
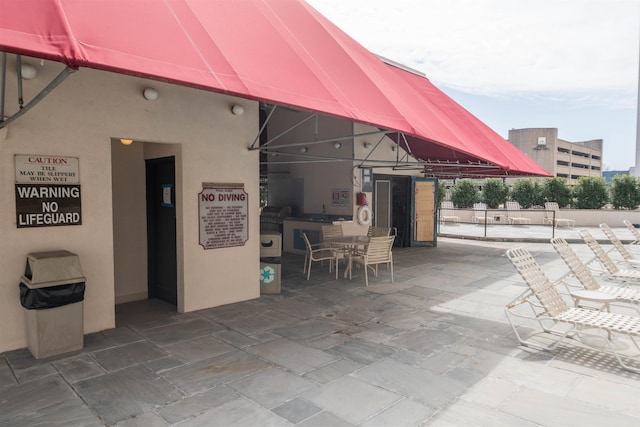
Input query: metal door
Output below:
<box><xmin>146</xmin><ymin>156</ymin><xmax>177</xmax><ymax>305</ymax></box>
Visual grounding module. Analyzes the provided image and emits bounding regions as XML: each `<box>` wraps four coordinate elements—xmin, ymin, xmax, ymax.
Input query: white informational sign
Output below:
<box><xmin>199</xmin><ymin>183</ymin><xmax>248</xmax><ymax>249</ymax></box>
<box><xmin>15</xmin><ymin>155</ymin><xmax>80</xmax><ymax>184</ymax></box>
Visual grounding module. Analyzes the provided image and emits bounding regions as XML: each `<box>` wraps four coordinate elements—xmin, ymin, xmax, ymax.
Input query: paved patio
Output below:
<box><xmin>2</xmin><ymin>229</ymin><xmax>640</xmax><ymax>426</ymax></box>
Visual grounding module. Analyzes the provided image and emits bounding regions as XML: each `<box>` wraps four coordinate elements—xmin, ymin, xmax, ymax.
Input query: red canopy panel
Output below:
<box><xmin>0</xmin><ymin>0</ymin><xmax>549</xmax><ymax>177</ymax></box>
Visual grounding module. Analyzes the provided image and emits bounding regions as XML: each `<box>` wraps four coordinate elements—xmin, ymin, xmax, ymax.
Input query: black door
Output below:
<box><xmin>146</xmin><ymin>157</ymin><xmax>177</xmax><ymax>305</ymax></box>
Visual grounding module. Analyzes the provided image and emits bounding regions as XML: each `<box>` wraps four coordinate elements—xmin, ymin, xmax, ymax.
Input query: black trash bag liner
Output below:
<box><xmin>259</xmin><ymin>257</ymin><xmax>281</xmax><ymax>264</ymax></box>
<box><xmin>19</xmin><ymin>281</ymin><xmax>85</xmax><ymax>310</ymax></box>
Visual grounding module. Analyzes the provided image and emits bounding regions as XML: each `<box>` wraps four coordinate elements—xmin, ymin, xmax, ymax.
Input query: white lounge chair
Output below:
<box><xmin>544</xmin><ymin>202</ymin><xmax>574</xmax><ymax>228</ymax></box>
<box><xmin>505</xmin><ymin>247</ymin><xmax>640</xmax><ymax>373</ymax></box>
<box><xmin>623</xmin><ymin>220</ymin><xmax>640</xmax><ymax>245</ymax></box>
<box><xmin>439</xmin><ymin>201</ymin><xmax>460</xmax><ymax>224</ymax></box>
<box><xmin>599</xmin><ymin>223</ymin><xmax>640</xmax><ymax>267</ymax></box>
<box><xmin>472</xmin><ymin>202</ymin><xmax>493</xmax><ymax>224</ymax></box>
<box><xmin>551</xmin><ymin>237</ymin><xmax>640</xmax><ymax>313</ymax></box>
<box><xmin>579</xmin><ymin>230</ymin><xmax>640</xmax><ymax>285</ymax></box>
<box><xmin>505</xmin><ymin>201</ymin><xmax>531</xmax><ymax>225</ymax></box>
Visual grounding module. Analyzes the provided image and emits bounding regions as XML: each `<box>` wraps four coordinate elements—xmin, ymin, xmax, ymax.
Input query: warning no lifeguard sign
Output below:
<box><xmin>198</xmin><ymin>183</ymin><xmax>248</xmax><ymax>249</ymax></box>
<box><xmin>14</xmin><ymin>155</ymin><xmax>82</xmax><ymax>228</ymax></box>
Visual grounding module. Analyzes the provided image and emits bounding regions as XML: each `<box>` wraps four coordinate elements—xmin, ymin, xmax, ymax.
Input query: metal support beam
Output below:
<box><xmin>0</xmin><ymin>67</ymin><xmax>74</xmax><ymax>129</ymax></box>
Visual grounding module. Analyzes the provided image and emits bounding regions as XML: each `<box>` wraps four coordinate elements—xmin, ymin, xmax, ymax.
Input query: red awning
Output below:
<box><xmin>0</xmin><ymin>0</ymin><xmax>549</xmax><ymax>177</ymax></box>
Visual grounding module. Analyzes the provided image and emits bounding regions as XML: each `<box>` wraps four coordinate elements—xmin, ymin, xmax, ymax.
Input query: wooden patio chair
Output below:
<box><xmin>623</xmin><ymin>220</ymin><xmax>640</xmax><ymax>245</ymax></box>
<box><xmin>551</xmin><ymin>237</ymin><xmax>640</xmax><ymax>313</ymax></box>
<box><xmin>505</xmin><ymin>247</ymin><xmax>640</xmax><ymax>373</ymax></box>
<box><xmin>505</xmin><ymin>201</ymin><xmax>531</xmax><ymax>225</ymax></box>
<box><xmin>579</xmin><ymin>230</ymin><xmax>640</xmax><ymax>285</ymax></box>
<box><xmin>301</xmin><ymin>232</ymin><xmax>338</xmax><ymax>280</ymax></box>
<box><xmin>472</xmin><ymin>202</ymin><xmax>493</xmax><ymax>224</ymax></box>
<box><xmin>349</xmin><ymin>236</ymin><xmax>395</xmax><ymax>286</ymax></box>
<box><xmin>543</xmin><ymin>202</ymin><xmax>574</xmax><ymax>228</ymax></box>
<box><xmin>599</xmin><ymin>223</ymin><xmax>640</xmax><ymax>267</ymax></box>
<box><xmin>439</xmin><ymin>201</ymin><xmax>460</xmax><ymax>224</ymax></box>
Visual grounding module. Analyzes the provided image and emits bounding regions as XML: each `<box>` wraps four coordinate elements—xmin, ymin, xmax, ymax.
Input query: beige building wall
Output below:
<box><xmin>508</xmin><ymin>128</ymin><xmax>602</xmax><ymax>185</ymax></box>
<box><xmin>0</xmin><ymin>56</ymin><xmax>259</xmax><ymax>353</ymax></box>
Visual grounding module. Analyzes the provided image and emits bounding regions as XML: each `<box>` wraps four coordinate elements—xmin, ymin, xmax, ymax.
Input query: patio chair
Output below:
<box><xmin>367</xmin><ymin>226</ymin><xmax>391</xmax><ymax>237</ymax></box>
<box><xmin>505</xmin><ymin>247</ymin><xmax>640</xmax><ymax>373</ymax></box>
<box><xmin>623</xmin><ymin>220</ymin><xmax>640</xmax><ymax>245</ymax></box>
<box><xmin>439</xmin><ymin>201</ymin><xmax>460</xmax><ymax>224</ymax></box>
<box><xmin>349</xmin><ymin>235</ymin><xmax>395</xmax><ymax>286</ymax></box>
<box><xmin>543</xmin><ymin>202</ymin><xmax>574</xmax><ymax>228</ymax></box>
<box><xmin>579</xmin><ymin>230</ymin><xmax>640</xmax><ymax>285</ymax></box>
<box><xmin>551</xmin><ymin>237</ymin><xmax>640</xmax><ymax>312</ymax></box>
<box><xmin>322</xmin><ymin>224</ymin><xmax>350</xmax><ymax>265</ymax></box>
<box><xmin>472</xmin><ymin>202</ymin><xmax>493</xmax><ymax>224</ymax></box>
<box><xmin>505</xmin><ymin>201</ymin><xmax>531</xmax><ymax>225</ymax></box>
<box><xmin>321</xmin><ymin>224</ymin><xmax>343</xmax><ymax>244</ymax></box>
<box><xmin>599</xmin><ymin>223</ymin><xmax>640</xmax><ymax>267</ymax></box>
<box><xmin>301</xmin><ymin>232</ymin><xmax>338</xmax><ymax>280</ymax></box>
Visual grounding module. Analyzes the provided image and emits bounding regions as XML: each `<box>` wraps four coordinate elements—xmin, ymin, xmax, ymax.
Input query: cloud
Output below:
<box><xmin>307</xmin><ymin>0</ymin><xmax>639</xmax><ymax>105</ymax></box>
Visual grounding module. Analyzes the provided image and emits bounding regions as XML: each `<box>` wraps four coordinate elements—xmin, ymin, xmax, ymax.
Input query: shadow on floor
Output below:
<box><xmin>115</xmin><ymin>298</ymin><xmax>176</xmax><ymax>327</ymax></box>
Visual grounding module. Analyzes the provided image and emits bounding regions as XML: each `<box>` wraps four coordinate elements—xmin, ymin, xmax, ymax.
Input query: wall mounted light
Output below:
<box><xmin>300</xmin><ymin>147</ymin><xmax>308</xmax><ymax>153</ymax></box>
<box><xmin>21</xmin><ymin>63</ymin><xmax>37</xmax><ymax>80</ymax></box>
<box><xmin>363</xmin><ymin>142</ymin><xmax>371</xmax><ymax>149</ymax></box>
<box><xmin>120</xmin><ymin>139</ymin><xmax>133</xmax><ymax>146</ymax></box>
<box><xmin>231</xmin><ymin>104</ymin><xmax>245</xmax><ymax>116</ymax></box>
<box><xmin>334</xmin><ymin>142</ymin><xmax>342</xmax><ymax>149</ymax></box>
<box><xmin>143</xmin><ymin>87</ymin><xmax>159</xmax><ymax>101</ymax></box>
<box><xmin>391</xmin><ymin>145</ymin><xmax>396</xmax><ymax>152</ymax></box>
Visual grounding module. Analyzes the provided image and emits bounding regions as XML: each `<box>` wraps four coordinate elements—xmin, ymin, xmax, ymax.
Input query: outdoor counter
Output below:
<box><xmin>283</xmin><ymin>218</ymin><xmax>332</xmax><ymax>255</ymax></box>
<box><xmin>282</xmin><ymin>218</ymin><xmax>368</xmax><ymax>255</ymax></box>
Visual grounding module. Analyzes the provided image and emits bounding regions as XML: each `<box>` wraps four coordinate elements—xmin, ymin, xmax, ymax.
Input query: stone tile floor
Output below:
<box><xmin>2</xmin><ymin>229</ymin><xmax>640</xmax><ymax>426</ymax></box>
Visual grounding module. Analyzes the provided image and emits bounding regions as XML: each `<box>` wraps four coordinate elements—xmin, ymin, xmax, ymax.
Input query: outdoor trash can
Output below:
<box><xmin>260</xmin><ymin>257</ymin><xmax>281</xmax><ymax>294</ymax></box>
<box><xmin>260</xmin><ymin>232</ymin><xmax>282</xmax><ymax>294</ymax></box>
<box><xmin>19</xmin><ymin>250</ymin><xmax>86</xmax><ymax>359</ymax></box>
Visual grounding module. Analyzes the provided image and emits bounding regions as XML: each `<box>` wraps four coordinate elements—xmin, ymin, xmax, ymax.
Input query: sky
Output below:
<box><xmin>306</xmin><ymin>0</ymin><xmax>639</xmax><ymax>171</ymax></box>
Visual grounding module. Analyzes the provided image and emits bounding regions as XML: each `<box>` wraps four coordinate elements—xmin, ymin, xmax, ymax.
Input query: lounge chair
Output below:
<box><xmin>579</xmin><ymin>230</ymin><xmax>640</xmax><ymax>285</ymax></box>
<box><xmin>551</xmin><ymin>237</ymin><xmax>640</xmax><ymax>312</ymax></box>
<box><xmin>599</xmin><ymin>223</ymin><xmax>640</xmax><ymax>267</ymax></box>
<box><xmin>544</xmin><ymin>202</ymin><xmax>574</xmax><ymax>228</ymax></box>
<box><xmin>505</xmin><ymin>247</ymin><xmax>640</xmax><ymax>373</ymax></box>
<box><xmin>505</xmin><ymin>201</ymin><xmax>531</xmax><ymax>225</ymax></box>
<box><xmin>472</xmin><ymin>202</ymin><xmax>493</xmax><ymax>224</ymax></box>
<box><xmin>439</xmin><ymin>201</ymin><xmax>460</xmax><ymax>224</ymax></box>
<box><xmin>623</xmin><ymin>220</ymin><xmax>640</xmax><ymax>245</ymax></box>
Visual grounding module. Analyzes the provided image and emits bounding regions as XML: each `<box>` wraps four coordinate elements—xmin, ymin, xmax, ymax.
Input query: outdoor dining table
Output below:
<box><xmin>322</xmin><ymin>235</ymin><xmax>370</xmax><ymax>278</ymax></box>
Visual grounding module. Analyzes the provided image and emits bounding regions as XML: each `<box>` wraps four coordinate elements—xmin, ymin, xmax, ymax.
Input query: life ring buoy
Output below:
<box><xmin>357</xmin><ymin>205</ymin><xmax>372</xmax><ymax>225</ymax></box>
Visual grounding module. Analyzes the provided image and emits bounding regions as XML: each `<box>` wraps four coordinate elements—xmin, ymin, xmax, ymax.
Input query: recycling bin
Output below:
<box><xmin>260</xmin><ymin>232</ymin><xmax>281</xmax><ymax>294</ymax></box>
<box><xmin>19</xmin><ymin>250</ymin><xmax>85</xmax><ymax>359</ymax></box>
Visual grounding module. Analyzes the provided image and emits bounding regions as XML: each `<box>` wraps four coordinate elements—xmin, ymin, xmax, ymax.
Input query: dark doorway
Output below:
<box><xmin>373</xmin><ymin>174</ymin><xmax>411</xmax><ymax>247</ymax></box>
<box><xmin>146</xmin><ymin>156</ymin><xmax>177</xmax><ymax>305</ymax></box>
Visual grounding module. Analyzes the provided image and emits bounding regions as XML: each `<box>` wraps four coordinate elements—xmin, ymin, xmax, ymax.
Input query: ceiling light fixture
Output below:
<box><xmin>143</xmin><ymin>87</ymin><xmax>158</xmax><ymax>101</ymax></box>
<box><xmin>21</xmin><ymin>63</ymin><xmax>37</xmax><ymax>80</ymax></box>
<box><xmin>120</xmin><ymin>139</ymin><xmax>133</xmax><ymax>145</ymax></box>
<box><xmin>300</xmin><ymin>147</ymin><xmax>308</xmax><ymax>153</ymax></box>
<box><xmin>334</xmin><ymin>142</ymin><xmax>342</xmax><ymax>149</ymax></box>
<box><xmin>363</xmin><ymin>142</ymin><xmax>371</xmax><ymax>149</ymax></box>
<box><xmin>231</xmin><ymin>104</ymin><xmax>245</xmax><ymax>115</ymax></box>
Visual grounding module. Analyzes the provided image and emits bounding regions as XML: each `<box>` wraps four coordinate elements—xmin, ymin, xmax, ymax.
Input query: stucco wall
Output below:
<box><xmin>1</xmin><ymin>57</ymin><xmax>259</xmax><ymax>353</ymax></box>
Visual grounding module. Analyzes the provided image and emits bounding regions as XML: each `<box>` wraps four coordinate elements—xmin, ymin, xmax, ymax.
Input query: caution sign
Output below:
<box><xmin>15</xmin><ymin>184</ymin><xmax>82</xmax><ymax>228</ymax></box>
